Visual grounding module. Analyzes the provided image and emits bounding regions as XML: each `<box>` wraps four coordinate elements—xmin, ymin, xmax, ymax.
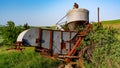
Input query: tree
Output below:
<box><xmin>23</xmin><ymin>23</ymin><xmax>30</xmax><ymax>30</ymax></box>
<box><xmin>2</xmin><ymin>21</ymin><xmax>21</xmax><ymax>45</ymax></box>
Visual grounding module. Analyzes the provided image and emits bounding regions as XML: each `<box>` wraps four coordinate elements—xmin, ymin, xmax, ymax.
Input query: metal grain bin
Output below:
<box><xmin>67</xmin><ymin>8</ymin><xmax>89</xmax><ymax>31</ymax></box>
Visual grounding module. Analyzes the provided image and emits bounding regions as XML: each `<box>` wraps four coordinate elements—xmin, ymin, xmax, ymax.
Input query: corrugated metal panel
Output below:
<box><xmin>41</xmin><ymin>30</ymin><xmax>50</xmax><ymax>49</ymax></box>
<box><xmin>71</xmin><ymin>32</ymin><xmax>77</xmax><ymax>39</ymax></box>
<box><xmin>67</xmin><ymin>8</ymin><xmax>89</xmax><ymax>23</ymax></box>
<box><xmin>62</xmin><ymin>32</ymin><xmax>70</xmax><ymax>54</ymax></box>
<box><xmin>70</xmin><ymin>32</ymin><xmax>77</xmax><ymax>48</ymax></box>
<box><xmin>52</xmin><ymin>31</ymin><xmax>61</xmax><ymax>54</ymax></box>
<box><xmin>17</xmin><ymin>28</ymin><xmax>77</xmax><ymax>54</ymax></box>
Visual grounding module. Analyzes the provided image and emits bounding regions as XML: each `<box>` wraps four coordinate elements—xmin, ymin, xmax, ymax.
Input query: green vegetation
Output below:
<box><xmin>0</xmin><ymin>19</ymin><xmax>120</xmax><ymax>68</ymax></box>
<box><xmin>77</xmin><ymin>23</ymin><xmax>120</xmax><ymax>68</ymax></box>
<box><xmin>102</xmin><ymin>19</ymin><xmax>120</xmax><ymax>28</ymax></box>
<box><xmin>0</xmin><ymin>46</ymin><xmax>60</xmax><ymax>68</ymax></box>
<box><xmin>0</xmin><ymin>21</ymin><xmax>61</xmax><ymax>68</ymax></box>
<box><xmin>1</xmin><ymin>21</ymin><xmax>30</xmax><ymax>45</ymax></box>
<box><xmin>40</xmin><ymin>26</ymin><xmax>56</xmax><ymax>29</ymax></box>
<box><xmin>101</xmin><ymin>19</ymin><xmax>120</xmax><ymax>40</ymax></box>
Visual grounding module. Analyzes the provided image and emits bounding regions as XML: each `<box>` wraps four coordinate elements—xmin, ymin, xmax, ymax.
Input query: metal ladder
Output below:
<box><xmin>64</xmin><ymin>24</ymin><xmax>92</xmax><ymax>62</ymax></box>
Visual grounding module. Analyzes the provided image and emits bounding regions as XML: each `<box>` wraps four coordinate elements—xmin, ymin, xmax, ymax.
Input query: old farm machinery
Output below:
<box><xmin>12</xmin><ymin>3</ymin><xmax>96</xmax><ymax>67</ymax></box>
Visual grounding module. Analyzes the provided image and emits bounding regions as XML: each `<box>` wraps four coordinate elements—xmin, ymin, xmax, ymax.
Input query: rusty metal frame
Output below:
<box><xmin>49</xmin><ymin>30</ymin><xmax>53</xmax><ymax>56</ymax></box>
<box><xmin>37</xmin><ymin>28</ymin><xmax>42</xmax><ymax>48</ymax></box>
<box><xmin>64</xmin><ymin>24</ymin><xmax>92</xmax><ymax>62</ymax></box>
<box><xmin>69</xmin><ymin>31</ymin><xmax>71</xmax><ymax>52</ymax></box>
<box><xmin>60</xmin><ymin>31</ymin><xmax>63</xmax><ymax>54</ymax></box>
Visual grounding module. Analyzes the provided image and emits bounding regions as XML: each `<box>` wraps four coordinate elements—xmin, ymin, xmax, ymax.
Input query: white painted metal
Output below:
<box><xmin>17</xmin><ymin>28</ymin><xmax>39</xmax><ymax>46</ymax></box>
<box><xmin>17</xmin><ymin>30</ymin><xmax>29</xmax><ymax>42</ymax></box>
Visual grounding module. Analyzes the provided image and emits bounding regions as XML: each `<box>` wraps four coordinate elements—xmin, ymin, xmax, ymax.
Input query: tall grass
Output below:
<box><xmin>0</xmin><ymin>46</ymin><xmax>60</xmax><ymax>68</ymax></box>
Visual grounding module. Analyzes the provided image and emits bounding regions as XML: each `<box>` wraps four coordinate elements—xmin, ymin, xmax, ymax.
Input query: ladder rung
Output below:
<box><xmin>77</xmin><ymin>35</ymin><xmax>85</xmax><ymax>37</ymax></box>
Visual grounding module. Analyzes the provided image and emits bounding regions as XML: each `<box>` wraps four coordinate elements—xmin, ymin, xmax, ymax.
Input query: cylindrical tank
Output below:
<box><xmin>66</xmin><ymin>8</ymin><xmax>89</xmax><ymax>31</ymax></box>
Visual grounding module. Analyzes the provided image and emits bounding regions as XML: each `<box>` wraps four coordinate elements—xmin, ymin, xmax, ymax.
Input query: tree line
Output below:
<box><xmin>0</xmin><ymin>21</ymin><xmax>30</xmax><ymax>45</ymax></box>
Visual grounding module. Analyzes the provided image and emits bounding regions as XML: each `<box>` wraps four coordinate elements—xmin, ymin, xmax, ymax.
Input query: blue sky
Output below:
<box><xmin>0</xmin><ymin>0</ymin><xmax>120</xmax><ymax>26</ymax></box>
